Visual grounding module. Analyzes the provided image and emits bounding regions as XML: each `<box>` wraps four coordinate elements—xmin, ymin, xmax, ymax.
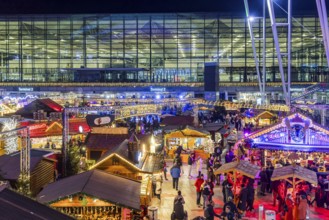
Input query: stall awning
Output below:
<box><xmin>214</xmin><ymin>160</ymin><xmax>260</xmax><ymax>179</ymax></box>
<box><xmin>271</xmin><ymin>165</ymin><xmax>318</xmax><ymax>185</ymax></box>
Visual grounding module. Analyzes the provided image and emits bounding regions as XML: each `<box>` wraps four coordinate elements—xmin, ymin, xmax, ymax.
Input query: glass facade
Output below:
<box><xmin>0</xmin><ymin>13</ymin><xmax>327</xmax><ymax>83</ymax></box>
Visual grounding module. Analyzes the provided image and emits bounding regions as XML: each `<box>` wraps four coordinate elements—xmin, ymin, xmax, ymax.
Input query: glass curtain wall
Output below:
<box><xmin>0</xmin><ymin>13</ymin><xmax>326</xmax><ymax>83</ymax></box>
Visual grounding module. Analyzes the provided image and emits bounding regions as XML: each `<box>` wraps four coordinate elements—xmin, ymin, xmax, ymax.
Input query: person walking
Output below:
<box><xmin>155</xmin><ymin>175</ymin><xmax>162</xmax><ymax>200</ymax></box>
<box><xmin>222</xmin><ymin>175</ymin><xmax>233</xmax><ymax>204</ymax></box>
<box><xmin>298</xmin><ymin>194</ymin><xmax>308</xmax><ymax>220</ymax></box>
<box><xmin>187</xmin><ymin>153</ymin><xmax>194</xmax><ymax>178</ymax></box>
<box><xmin>194</xmin><ymin>174</ymin><xmax>204</xmax><ymax>207</ymax></box>
<box><xmin>172</xmin><ymin>197</ymin><xmax>187</xmax><ymax>220</ymax></box>
<box><xmin>238</xmin><ymin>184</ymin><xmax>248</xmax><ymax>216</ymax></box>
<box><xmin>284</xmin><ymin>194</ymin><xmax>294</xmax><ymax>220</ymax></box>
<box><xmin>196</xmin><ymin>157</ymin><xmax>203</xmax><ymax>177</ymax></box>
<box><xmin>204</xmin><ymin>200</ymin><xmax>221</xmax><ymax>220</ymax></box>
<box><xmin>223</xmin><ymin>196</ymin><xmax>239</xmax><ymax>219</ymax></box>
<box><xmin>246</xmin><ymin>179</ymin><xmax>255</xmax><ymax>212</ymax></box>
<box><xmin>170</xmin><ymin>163</ymin><xmax>181</xmax><ymax>190</ymax></box>
<box><xmin>259</xmin><ymin>167</ymin><xmax>268</xmax><ymax>196</ymax></box>
<box><xmin>201</xmin><ymin>182</ymin><xmax>212</xmax><ymax>209</ymax></box>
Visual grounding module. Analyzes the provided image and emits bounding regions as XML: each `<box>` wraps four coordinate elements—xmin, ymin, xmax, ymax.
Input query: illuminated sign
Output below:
<box><xmin>18</xmin><ymin>87</ymin><xmax>34</xmax><ymax>92</ymax></box>
<box><xmin>150</xmin><ymin>87</ymin><xmax>166</xmax><ymax>92</ymax></box>
<box><xmin>28</xmin><ymin>123</ymin><xmax>47</xmax><ymax>130</ymax></box>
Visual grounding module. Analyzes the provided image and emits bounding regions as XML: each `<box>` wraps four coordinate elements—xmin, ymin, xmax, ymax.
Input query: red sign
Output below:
<box><xmin>28</xmin><ymin>123</ymin><xmax>47</xmax><ymax>130</ymax></box>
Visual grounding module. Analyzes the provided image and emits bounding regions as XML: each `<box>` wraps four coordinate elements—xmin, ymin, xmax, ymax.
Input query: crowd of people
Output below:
<box><xmin>157</xmin><ymin>145</ymin><xmax>327</xmax><ymax>220</ymax></box>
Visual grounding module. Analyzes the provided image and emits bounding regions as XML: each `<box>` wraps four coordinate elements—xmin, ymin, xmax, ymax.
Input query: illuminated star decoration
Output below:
<box><xmin>1</xmin><ymin>118</ymin><xmax>18</xmax><ymax>154</ymax></box>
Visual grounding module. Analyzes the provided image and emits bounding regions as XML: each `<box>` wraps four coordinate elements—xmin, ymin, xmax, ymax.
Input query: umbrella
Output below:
<box><xmin>271</xmin><ymin>164</ymin><xmax>317</xmax><ymax>194</ymax></box>
<box><xmin>214</xmin><ymin>160</ymin><xmax>260</xmax><ymax>201</ymax></box>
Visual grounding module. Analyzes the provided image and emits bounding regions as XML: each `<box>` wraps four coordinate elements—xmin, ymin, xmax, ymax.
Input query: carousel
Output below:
<box><xmin>242</xmin><ymin>113</ymin><xmax>329</xmax><ymax>168</ymax></box>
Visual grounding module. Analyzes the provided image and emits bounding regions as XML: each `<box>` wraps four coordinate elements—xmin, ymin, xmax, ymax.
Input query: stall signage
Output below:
<box><xmin>315</xmin><ymin>134</ymin><xmax>329</xmax><ymax>143</ymax></box>
<box><xmin>150</xmin><ymin>87</ymin><xmax>166</xmax><ymax>92</ymax></box>
<box><xmin>28</xmin><ymin>123</ymin><xmax>47</xmax><ymax>130</ymax></box>
<box><xmin>263</xmin><ymin>131</ymin><xmax>285</xmax><ymax>141</ymax></box>
<box><xmin>18</xmin><ymin>87</ymin><xmax>34</xmax><ymax>92</ymax></box>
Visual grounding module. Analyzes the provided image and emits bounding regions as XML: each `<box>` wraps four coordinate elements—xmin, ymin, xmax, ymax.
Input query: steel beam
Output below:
<box><xmin>244</xmin><ymin>0</ymin><xmax>266</xmax><ymax>104</ymax></box>
<box><xmin>267</xmin><ymin>0</ymin><xmax>291</xmax><ymax>106</ymax></box>
<box><xmin>316</xmin><ymin>0</ymin><xmax>329</xmax><ymax>68</ymax></box>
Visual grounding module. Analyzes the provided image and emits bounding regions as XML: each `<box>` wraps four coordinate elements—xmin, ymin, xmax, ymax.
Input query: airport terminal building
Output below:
<box><xmin>0</xmin><ymin>13</ymin><xmax>327</xmax><ymax>102</ymax></box>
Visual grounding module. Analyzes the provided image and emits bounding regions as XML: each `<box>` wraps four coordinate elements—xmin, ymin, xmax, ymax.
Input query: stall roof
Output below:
<box><xmin>92</xmin><ymin>139</ymin><xmax>163</xmax><ymax>174</ymax></box>
<box><xmin>16</xmin><ymin>98</ymin><xmax>63</xmax><ymax>118</ymax></box>
<box><xmin>141</xmin><ymin>153</ymin><xmax>164</xmax><ymax>173</ymax></box>
<box><xmin>165</xmin><ymin>126</ymin><xmax>210</xmax><ymax>138</ymax></box>
<box><xmin>0</xmin><ymin>187</ymin><xmax>73</xmax><ymax>220</ymax></box>
<box><xmin>37</xmin><ymin>169</ymin><xmax>141</xmax><ymax>210</ymax></box>
<box><xmin>85</xmin><ymin>133</ymin><xmax>129</xmax><ymax>150</ymax></box>
<box><xmin>161</xmin><ymin>116</ymin><xmax>194</xmax><ymax>126</ymax></box>
<box><xmin>255</xmin><ymin>111</ymin><xmax>275</xmax><ymax>119</ymax></box>
<box><xmin>202</xmin><ymin>123</ymin><xmax>225</xmax><ymax>132</ymax></box>
<box><xmin>20</xmin><ymin>119</ymin><xmax>90</xmax><ymax>138</ymax></box>
<box><xmin>0</xmin><ymin>149</ymin><xmax>55</xmax><ymax>180</ymax></box>
<box><xmin>214</xmin><ymin>160</ymin><xmax>260</xmax><ymax>179</ymax></box>
<box><xmin>271</xmin><ymin>165</ymin><xmax>318</xmax><ymax>185</ymax></box>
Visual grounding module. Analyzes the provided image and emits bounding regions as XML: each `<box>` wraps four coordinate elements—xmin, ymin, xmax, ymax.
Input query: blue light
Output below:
<box><xmin>142</xmin><ymin>95</ymin><xmax>145</xmax><ymax>99</ymax></box>
<box><xmin>156</xmin><ymin>95</ymin><xmax>161</xmax><ymax>100</ymax></box>
<box><xmin>179</xmin><ymin>95</ymin><xmax>184</xmax><ymax>99</ymax></box>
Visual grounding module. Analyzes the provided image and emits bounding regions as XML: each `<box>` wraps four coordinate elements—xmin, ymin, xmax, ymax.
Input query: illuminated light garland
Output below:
<box><xmin>1</xmin><ymin>118</ymin><xmax>18</xmax><ymax>154</ymax></box>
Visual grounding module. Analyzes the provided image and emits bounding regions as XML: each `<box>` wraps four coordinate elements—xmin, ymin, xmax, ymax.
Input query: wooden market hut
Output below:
<box><xmin>0</xmin><ymin>149</ymin><xmax>57</xmax><ymax>197</ymax></box>
<box><xmin>37</xmin><ymin>169</ymin><xmax>142</xmax><ymax>220</ymax></box>
<box><xmin>255</xmin><ymin>111</ymin><xmax>276</xmax><ymax>127</ymax></box>
<box><xmin>0</xmin><ymin>186</ymin><xmax>74</xmax><ymax>220</ymax></box>
<box><xmin>88</xmin><ymin>135</ymin><xmax>163</xmax><ymax>206</ymax></box>
<box><xmin>164</xmin><ymin>126</ymin><xmax>211</xmax><ymax>160</ymax></box>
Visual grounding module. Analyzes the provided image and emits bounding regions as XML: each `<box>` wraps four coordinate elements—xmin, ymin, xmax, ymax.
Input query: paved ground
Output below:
<box><xmin>150</xmin><ymin>160</ymin><xmax>329</xmax><ymax>220</ymax></box>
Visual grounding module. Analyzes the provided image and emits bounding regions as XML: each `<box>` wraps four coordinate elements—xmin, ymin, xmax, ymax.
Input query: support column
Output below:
<box><xmin>225</xmin><ymin>91</ymin><xmax>228</xmax><ymax>100</ymax></box>
<box><xmin>321</xmin><ymin>109</ymin><xmax>326</xmax><ymax>126</ymax></box>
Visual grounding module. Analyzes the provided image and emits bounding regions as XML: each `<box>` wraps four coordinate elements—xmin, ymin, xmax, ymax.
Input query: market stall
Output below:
<box><xmin>214</xmin><ymin>160</ymin><xmax>260</xmax><ymax>201</ymax></box>
<box><xmin>37</xmin><ymin>169</ymin><xmax>142</xmax><ymax>220</ymax></box>
<box><xmin>254</xmin><ymin>111</ymin><xmax>276</xmax><ymax>127</ymax></box>
<box><xmin>164</xmin><ymin>126</ymin><xmax>212</xmax><ymax>160</ymax></box>
<box><xmin>243</xmin><ymin>113</ymin><xmax>329</xmax><ymax>168</ymax></box>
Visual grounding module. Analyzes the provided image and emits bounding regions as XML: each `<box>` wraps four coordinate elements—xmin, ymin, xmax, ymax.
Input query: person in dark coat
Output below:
<box><xmin>259</xmin><ymin>167</ymin><xmax>268</xmax><ymax>196</ymax></box>
<box><xmin>266</xmin><ymin>166</ymin><xmax>274</xmax><ymax>193</ymax></box>
<box><xmin>223</xmin><ymin>196</ymin><xmax>239</xmax><ymax>218</ymax></box>
<box><xmin>173</xmin><ymin>197</ymin><xmax>186</xmax><ymax>220</ymax></box>
<box><xmin>222</xmin><ymin>175</ymin><xmax>233</xmax><ymax>204</ymax></box>
<box><xmin>246</xmin><ymin>179</ymin><xmax>255</xmax><ymax>212</ymax></box>
<box><xmin>175</xmin><ymin>145</ymin><xmax>186</xmax><ymax>156</ymax></box>
<box><xmin>238</xmin><ymin>184</ymin><xmax>248</xmax><ymax>214</ymax></box>
<box><xmin>204</xmin><ymin>200</ymin><xmax>221</xmax><ymax>220</ymax></box>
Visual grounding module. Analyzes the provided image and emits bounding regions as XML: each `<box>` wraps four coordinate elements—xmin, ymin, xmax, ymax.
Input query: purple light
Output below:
<box><xmin>244</xmin><ymin>133</ymin><xmax>249</xmax><ymax>137</ymax></box>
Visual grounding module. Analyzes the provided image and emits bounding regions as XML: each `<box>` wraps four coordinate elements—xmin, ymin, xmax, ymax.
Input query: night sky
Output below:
<box><xmin>0</xmin><ymin>0</ymin><xmax>320</xmax><ymax>15</ymax></box>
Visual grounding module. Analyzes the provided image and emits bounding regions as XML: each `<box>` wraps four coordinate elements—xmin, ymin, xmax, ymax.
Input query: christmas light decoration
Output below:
<box><xmin>1</xmin><ymin>118</ymin><xmax>18</xmax><ymax>154</ymax></box>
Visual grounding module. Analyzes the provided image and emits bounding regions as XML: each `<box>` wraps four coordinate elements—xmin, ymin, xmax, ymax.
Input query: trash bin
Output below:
<box><xmin>265</xmin><ymin>210</ymin><xmax>276</xmax><ymax>220</ymax></box>
<box><xmin>148</xmin><ymin>206</ymin><xmax>158</xmax><ymax>220</ymax></box>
